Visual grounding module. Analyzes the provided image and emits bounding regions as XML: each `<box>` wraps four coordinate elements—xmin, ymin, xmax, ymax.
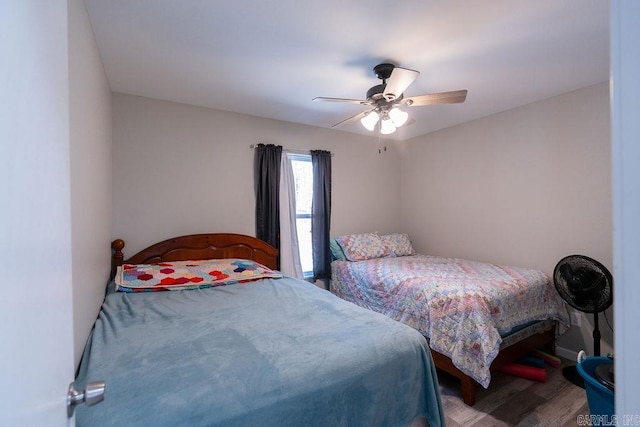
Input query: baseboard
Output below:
<box><xmin>555</xmin><ymin>346</ymin><xmax>579</xmax><ymax>362</ymax></box>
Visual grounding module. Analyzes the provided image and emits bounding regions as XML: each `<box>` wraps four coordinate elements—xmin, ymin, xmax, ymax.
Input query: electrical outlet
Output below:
<box><xmin>571</xmin><ymin>311</ymin><xmax>582</xmax><ymax>327</ymax></box>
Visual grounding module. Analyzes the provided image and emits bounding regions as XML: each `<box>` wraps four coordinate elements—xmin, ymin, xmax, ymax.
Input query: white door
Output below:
<box><xmin>611</xmin><ymin>0</ymin><xmax>640</xmax><ymax>417</ymax></box>
<box><xmin>0</xmin><ymin>2</ymin><xmax>76</xmax><ymax>425</ymax></box>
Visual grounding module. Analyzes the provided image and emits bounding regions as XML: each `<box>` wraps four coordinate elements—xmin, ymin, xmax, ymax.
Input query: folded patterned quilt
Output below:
<box><xmin>116</xmin><ymin>258</ymin><xmax>283</xmax><ymax>292</ymax></box>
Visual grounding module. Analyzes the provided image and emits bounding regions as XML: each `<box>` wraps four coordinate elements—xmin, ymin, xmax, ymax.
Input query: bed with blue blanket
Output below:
<box><xmin>75</xmin><ymin>233</ymin><xmax>444</xmax><ymax>427</ymax></box>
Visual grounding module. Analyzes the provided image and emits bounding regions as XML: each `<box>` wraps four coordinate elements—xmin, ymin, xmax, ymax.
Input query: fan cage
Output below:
<box><xmin>553</xmin><ymin>255</ymin><xmax>613</xmax><ymax>314</ymax></box>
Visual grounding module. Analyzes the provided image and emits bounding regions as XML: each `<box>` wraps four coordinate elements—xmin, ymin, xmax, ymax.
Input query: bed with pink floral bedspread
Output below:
<box><xmin>331</xmin><ymin>254</ymin><xmax>569</xmax><ymax>389</ymax></box>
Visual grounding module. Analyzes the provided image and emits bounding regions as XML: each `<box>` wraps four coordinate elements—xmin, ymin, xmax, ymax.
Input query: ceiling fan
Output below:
<box><xmin>313</xmin><ymin>63</ymin><xmax>468</xmax><ymax>135</ymax></box>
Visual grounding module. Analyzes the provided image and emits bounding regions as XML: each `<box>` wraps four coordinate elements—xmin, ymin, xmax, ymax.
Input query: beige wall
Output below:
<box><xmin>112</xmin><ymin>93</ymin><xmax>402</xmax><ymax>256</ymax></box>
<box><xmin>111</xmin><ymin>85</ymin><xmax>613</xmax><ymax>356</ymax></box>
<box><xmin>399</xmin><ymin>82</ymin><xmax>612</xmax><ymax>356</ymax></box>
<box><xmin>69</xmin><ymin>0</ymin><xmax>113</xmax><ymax>367</ymax></box>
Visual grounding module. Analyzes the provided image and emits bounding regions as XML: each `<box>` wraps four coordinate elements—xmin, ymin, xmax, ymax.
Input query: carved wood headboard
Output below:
<box><xmin>111</xmin><ymin>233</ymin><xmax>279</xmax><ymax>278</ymax></box>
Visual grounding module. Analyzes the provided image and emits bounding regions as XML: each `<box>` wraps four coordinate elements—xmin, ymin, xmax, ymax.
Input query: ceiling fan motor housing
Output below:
<box><xmin>373</xmin><ymin>63</ymin><xmax>395</xmax><ymax>81</ymax></box>
<box><xmin>366</xmin><ymin>84</ymin><xmax>386</xmax><ymax>101</ymax></box>
<box><xmin>367</xmin><ymin>63</ymin><xmax>396</xmax><ymax>102</ymax></box>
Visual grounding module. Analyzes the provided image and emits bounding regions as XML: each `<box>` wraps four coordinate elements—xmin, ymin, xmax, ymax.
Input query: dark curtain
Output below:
<box><xmin>254</xmin><ymin>144</ymin><xmax>282</xmax><ymax>251</ymax></box>
<box><xmin>311</xmin><ymin>150</ymin><xmax>332</xmax><ymax>284</ymax></box>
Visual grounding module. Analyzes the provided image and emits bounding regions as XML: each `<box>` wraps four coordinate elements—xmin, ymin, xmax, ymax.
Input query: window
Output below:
<box><xmin>288</xmin><ymin>153</ymin><xmax>314</xmax><ymax>277</ymax></box>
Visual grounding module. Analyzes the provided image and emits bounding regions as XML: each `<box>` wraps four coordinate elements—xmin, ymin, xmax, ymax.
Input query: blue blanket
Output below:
<box><xmin>76</xmin><ymin>277</ymin><xmax>444</xmax><ymax>426</ymax></box>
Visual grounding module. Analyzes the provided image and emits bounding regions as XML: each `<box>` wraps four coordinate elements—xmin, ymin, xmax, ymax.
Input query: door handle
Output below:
<box><xmin>67</xmin><ymin>381</ymin><xmax>106</xmax><ymax>418</ymax></box>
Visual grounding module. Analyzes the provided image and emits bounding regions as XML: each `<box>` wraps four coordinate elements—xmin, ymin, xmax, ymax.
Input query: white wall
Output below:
<box><xmin>399</xmin><ymin>82</ymin><xmax>613</xmax><ymax>356</ymax></box>
<box><xmin>112</xmin><ymin>93</ymin><xmax>401</xmax><ymax>256</ymax></box>
<box><xmin>69</xmin><ymin>0</ymin><xmax>113</xmax><ymax>367</ymax></box>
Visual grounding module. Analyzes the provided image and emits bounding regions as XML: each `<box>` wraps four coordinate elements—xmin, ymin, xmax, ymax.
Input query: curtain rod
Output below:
<box><xmin>249</xmin><ymin>144</ymin><xmax>334</xmax><ymax>157</ymax></box>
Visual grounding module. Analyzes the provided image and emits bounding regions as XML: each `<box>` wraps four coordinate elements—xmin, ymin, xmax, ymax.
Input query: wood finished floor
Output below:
<box><xmin>438</xmin><ymin>358</ymin><xmax>590</xmax><ymax>426</ymax></box>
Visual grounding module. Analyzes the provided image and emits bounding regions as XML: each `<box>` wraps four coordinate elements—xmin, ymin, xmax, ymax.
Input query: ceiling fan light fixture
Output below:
<box><xmin>380</xmin><ymin>117</ymin><xmax>396</xmax><ymax>135</ymax></box>
<box><xmin>389</xmin><ymin>107</ymin><xmax>409</xmax><ymax>127</ymax></box>
<box><xmin>360</xmin><ymin>110</ymin><xmax>380</xmax><ymax>131</ymax></box>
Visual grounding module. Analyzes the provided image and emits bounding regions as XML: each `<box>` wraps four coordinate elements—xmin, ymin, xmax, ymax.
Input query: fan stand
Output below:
<box><xmin>562</xmin><ymin>312</ymin><xmax>602</xmax><ymax>389</ymax></box>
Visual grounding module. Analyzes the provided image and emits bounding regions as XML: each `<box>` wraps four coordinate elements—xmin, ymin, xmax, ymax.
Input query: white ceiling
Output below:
<box><xmin>83</xmin><ymin>0</ymin><xmax>609</xmax><ymax>141</ymax></box>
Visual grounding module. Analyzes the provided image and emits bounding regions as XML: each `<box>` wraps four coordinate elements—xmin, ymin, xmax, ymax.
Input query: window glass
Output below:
<box><xmin>289</xmin><ymin>154</ymin><xmax>313</xmax><ymax>277</ymax></box>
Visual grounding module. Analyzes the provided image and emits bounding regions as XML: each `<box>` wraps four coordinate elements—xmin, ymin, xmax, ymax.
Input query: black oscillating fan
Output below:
<box><xmin>553</xmin><ymin>255</ymin><xmax>613</xmax><ymax>388</ymax></box>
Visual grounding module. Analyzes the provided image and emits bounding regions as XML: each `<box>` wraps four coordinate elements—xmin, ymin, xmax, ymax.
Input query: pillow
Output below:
<box><xmin>330</xmin><ymin>238</ymin><xmax>347</xmax><ymax>261</ymax></box>
<box><xmin>115</xmin><ymin>258</ymin><xmax>283</xmax><ymax>292</ymax></box>
<box><xmin>334</xmin><ymin>233</ymin><xmax>389</xmax><ymax>261</ymax></box>
<box><xmin>380</xmin><ymin>233</ymin><xmax>415</xmax><ymax>257</ymax></box>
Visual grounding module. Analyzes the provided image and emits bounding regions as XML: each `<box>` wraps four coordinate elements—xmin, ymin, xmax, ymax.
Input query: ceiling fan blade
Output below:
<box><xmin>313</xmin><ymin>97</ymin><xmax>372</xmax><ymax>106</ymax></box>
<box><xmin>331</xmin><ymin>110</ymin><xmax>370</xmax><ymax>128</ymax></box>
<box><xmin>383</xmin><ymin>67</ymin><xmax>419</xmax><ymax>101</ymax></box>
<box><xmin>403</xmin><ymin>89</ymin><xmax>468</xmax><ymax>106</ymax></box>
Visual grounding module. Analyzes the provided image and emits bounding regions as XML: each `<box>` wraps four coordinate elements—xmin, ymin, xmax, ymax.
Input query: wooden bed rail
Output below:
<box><xmin>432</xmin><ymin>322</ymin><xmax>556</xmax><ymax>406</ymax></box>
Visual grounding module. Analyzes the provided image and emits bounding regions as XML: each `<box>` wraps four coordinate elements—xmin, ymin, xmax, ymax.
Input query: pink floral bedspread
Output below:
<box><xmin>331</xmin><ymin>255</ymin><xmax>569</xmax><ymax>387</ymax></box>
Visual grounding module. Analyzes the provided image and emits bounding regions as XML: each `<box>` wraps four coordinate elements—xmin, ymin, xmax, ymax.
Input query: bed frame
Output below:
<box><xmin>111</xmin><ymin>233</ymin><xmax>279</xmax><ymax>278</ymax></box>
<box><xmin>431</xmin><ymin>320</ymin><xmax>556</xmax><ymax>406</ymax></box>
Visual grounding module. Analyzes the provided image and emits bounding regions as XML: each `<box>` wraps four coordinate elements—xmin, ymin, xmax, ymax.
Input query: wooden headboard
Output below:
<box><xmin>111</xmin><ymin>233</ymin><xmax>279</xmax><ymax>278</ymax></box>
